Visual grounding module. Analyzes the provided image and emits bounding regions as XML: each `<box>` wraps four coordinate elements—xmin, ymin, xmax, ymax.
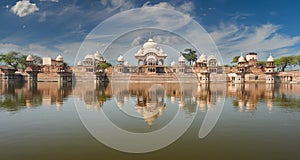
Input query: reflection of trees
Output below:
<box><xmin>228</xmin><ymin>83</ymin><xmax>300</xmax><ymax>112</ymax></box>
<box><xmin>273</xmin><ymin>93</ymin><xmax>300</xmax><ymax>111</ymax></box>
<box><xmin>0</xmin><ymin>82</ymin><xmax>72</xmax><ymax>112</ymax></box>
<box><xmin>0</xmin><ymin>82</ymin><xmax>41</xmax><ymax>111</ymax></box>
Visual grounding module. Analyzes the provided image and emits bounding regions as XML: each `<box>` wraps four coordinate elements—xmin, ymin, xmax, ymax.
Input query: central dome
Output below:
<box><xmin>143</xmin><ymin>38</ymin><xmax>158</xmax><ymax>49</ymax></box>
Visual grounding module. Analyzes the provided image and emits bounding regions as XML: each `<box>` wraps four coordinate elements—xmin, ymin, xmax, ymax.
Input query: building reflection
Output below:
<box><xmin>111</xmin><ymin>82</ymin><xmax>226</xmax><ymax>125</ymax></box>
<box><xmin>72</xmin><ymin>82</ymin><xmax>112</xmax><ymax>111</ymax></box>
<box><xmin>1</xmin><ymin>81</ymin><xmax>300</xmax><ymax>118</ymax></box>
<box><xmin>0</xmin><ymin>82</ymin><xmax>72</xmax><ymax>111</ymax></box>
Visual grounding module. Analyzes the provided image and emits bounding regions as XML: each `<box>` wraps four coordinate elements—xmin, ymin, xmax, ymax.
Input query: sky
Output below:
<box><xmin>1</xmin><ymin>0</ymin><xmax>300</xmax><ymax>65</ymax></box>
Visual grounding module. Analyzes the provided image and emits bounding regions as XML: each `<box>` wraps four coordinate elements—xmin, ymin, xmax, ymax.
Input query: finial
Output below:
<box><xmin>149</xmin><ymin>32</ymin><xmax>152</xmax><ymax>39</ymax></box>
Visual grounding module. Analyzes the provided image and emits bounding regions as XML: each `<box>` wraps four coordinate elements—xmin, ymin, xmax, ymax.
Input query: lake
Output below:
<box><xmin>0</xmin><ymin>81</ymin><xmax>299</xmax><ymax>159</ymax></box>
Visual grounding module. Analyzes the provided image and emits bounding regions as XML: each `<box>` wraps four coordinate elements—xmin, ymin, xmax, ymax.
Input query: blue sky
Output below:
<box><xmin>1</xmin><ymin>0</ymin><xmax>300</xmax><ymax>64</ymax></box>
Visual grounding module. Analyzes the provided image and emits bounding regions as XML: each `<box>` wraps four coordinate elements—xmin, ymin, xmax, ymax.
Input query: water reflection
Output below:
<box><xmin>1</xmin><ymin>82</ymin><xmax>300</xmax><ymax>114</ymax></box>
<box><xmin>0</xmin><ymin>82</ymin><xmax>72</xmax><ymax>111</ymax></box>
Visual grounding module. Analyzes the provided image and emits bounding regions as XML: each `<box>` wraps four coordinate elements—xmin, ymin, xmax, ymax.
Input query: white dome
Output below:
<box><xmin>197</xmin><ymin>54</ymin><xmax>207</xmax><ymax>62</ymax></box>
<box><xmin>77</xmin><ymin>61</ymin><xmax>82</xmax><ymax>66</ymax></box>
<box><xmin>267</xmin><ymin>55</ymin><xmax>274</xmax><ymax>62</ymax></box>
<box><xmin>158</xmin><ymin>48</ymin><xmax>164</xmax><ymax>54</ymax></box>
<box><xmin>84</xmin><ymin>54</ymin><xmax>94</xmax><ymax>60</ymax></box>
<box><xmin>207</xmin><ymin>55</ymin><xmax>216</xmax><ymax>60</ymax></box>
<box><xmin>124</xmin><ymin>61</ymin><xmax>129</xmax><ymax>66</ymax></box>
<box><xmin>143</xmin><ymin>38</ymin><xmax>158</xmax><ymax>49</ymax></box>
<box><xmin>26</xmin><ymin>55</ymin><xmax>34</xmax><ymax>61</ymax></box>
<box><xmin>178</xmin><ymin>55</ymin><xmax>186</xmax><ymax>62</ymax></box>
<box><xmin>171</xmin><ymin>61</ymin><xmax>176</xmax><ymax>67</ymax></box>
<box><xmin>117</xmin><ymin>55</ymin><xmax>124</xmax><ymax>62</ymax></box>
<box><xmin>94</xmin><ymin>51</ymin><xmax>102</xmax><ymax>60</ymax></box>
<box><xmin>238</xmin><ymin>55</ymin><xmax>246</xmax><ymax>63</ymax></box>
<box><xmin>56</xmin><ymin>54</ymin><xmax>63</xmax><ymax>62</ymax></box>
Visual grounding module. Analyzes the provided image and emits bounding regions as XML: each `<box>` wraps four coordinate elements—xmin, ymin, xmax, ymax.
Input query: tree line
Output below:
<box><xmin>0</xmin><ymin>51</ymin><xmax>112</xmax><ymax>71</ymax></box>
<box><xmin>231</xmin><ymin>55</ymin><xmax>300</xmax><ymax>72</ymax></box>
<box><xmin>0</xmin><ymin>51</ymin><xmax>42</xmax><ymax>70</ymax></box>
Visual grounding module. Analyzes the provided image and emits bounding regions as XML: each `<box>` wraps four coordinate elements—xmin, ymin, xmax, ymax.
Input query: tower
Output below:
<box><xmin>195</xmin><ymin>54</ymin><xmax>209</xmax><ymax>83</ymax></box>
<box><xmin>25</xmin><ymin>55</ymin><xmax>39</xmax><ymax>82</ymax></box>
<box><xmin>235</xmin><ymin>54</ymin><xmax>247</xmax><ymax>83</ymax></box>
<box><xmin>265</xmin><ymin>54</ymin><xmax>276</xmax><ymax>83</ymax></box>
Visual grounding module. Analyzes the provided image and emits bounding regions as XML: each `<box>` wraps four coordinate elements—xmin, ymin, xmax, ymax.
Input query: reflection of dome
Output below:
<box><xmin>77</xmin><ymin>61</ymin><xmax>82</xmax><ymax>66</ymax></box>
<box><xmin>178</xmin><ymin>55</ymin><xmax>186</xmax><ymax>62</ymax></box>
<box><xmin>178</xmin><ymin>100</ymin><xmax>185</xmax><ymax>108</ymax></box>
<box><xmin>171</xmin><ymin>61</ymin><xmax>176</xmax><ymax>67</ymax></box>
<box><xmin>143</xmin><ymin>38</ymin><xmax>158</xmax><ymax>49</ymax></box>
<box><xmin>238</xmin><ymin>55</ymin><xmax>246</xmax><ymax>63</ymax></box>
<box><xmin>56</xmin><ymin>101</ymin><xmax>63</xmax><ymax>107</ymax></box>
<box><xmin>117</xmin><ymin>55</ymin><xmax>124</xmax><ymax>62</ymax></box>
<box><xmin>26</xmin><ymin>100</ymin><xmax>32</xmax><ymax>107</ymax></box>
<box><xmin>26</xmin><ymin>55</ymin><xmax>34</xmax><ymax>61</ymax></box>
<box><xmin>56</xmin><ymin>55</ymin><xmax>63</xmax><ymax>61</ymax></box>
<box><xmin>171</xmin><ymin>96</ymin><xmax>176</xmax><ymax>103</ymax></box>
<box><xmin>267</xmin><ymin>55</ymin><xmax>274</xmax><ymax>62</ymax></box>
<box><xmin>117</xmin><ymin>102</ymin><xmax>123</xmax><ymax>109</ymax></box>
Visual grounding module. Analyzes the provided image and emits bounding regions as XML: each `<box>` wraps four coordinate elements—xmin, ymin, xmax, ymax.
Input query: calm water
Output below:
<box><xmin>0</xmin><ymin>81</ymin><xmax>300</xmax><ymax>159</ymax></box>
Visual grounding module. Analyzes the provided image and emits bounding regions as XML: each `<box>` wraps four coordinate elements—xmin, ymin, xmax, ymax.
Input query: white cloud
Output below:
<box><xmin>210</xmin><ymin>23</ymin><xmax>300</xmax><ymax>62</ymax></box>
<box><xmin>142</xmin><ymin>1</ymin><xmax>194</xmax><ymax>14</ymax></box>
<box><xmin>178</xmin><ymin>1</ymin><xmax>194</xmax><ymax>13</ymax></box>
<box><xmin>131</xmin><ymin>36</ymin><xmax>145</xmax><ymax>46</ymax></box>
<box><xmin>100</xmin><ymin>0</ymin><xmax>134</xmax><ymax>12</ymax></box>
<box><xmin>0</xmin><ymin>43</ymin><xmax>56</xmax><ymax>58</ymax></box>
<box><xmin>39</xmin><ymin>0</ymin><xmax>59</xmax><ymax>2</ymax></box>
<box><xmin>11</xmin><ymin>0</ymin><xmax>39</xmax><ymax>17</ymax></box>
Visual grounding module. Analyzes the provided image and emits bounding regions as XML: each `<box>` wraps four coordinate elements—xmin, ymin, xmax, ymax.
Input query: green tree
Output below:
<box><xmin>274</xmin><ymin>56</ymin><xmax>298</xmax><ymax>72</ymax></box>
<box><xmin>0</xmin><ymin>52</ymin><xmax>42</xmax><ymax>70</ymax></box>
<box><xmin>32</xmin><ymin>55</ymin><xmax>42</xmax><ymax>65</ymax></box>
<box><xmin>296</xmin><ymin>55</ymin><xmax>300</xmax><ymax>65</ymax></box>
<box><xmin>258</xmin><ymin>61</ymin><xmax>266</xmax><ymax>67</ymax></box>
<box><xmin>98</xmin><ymin>62</ymin><xmax>112</xmax><ymax>70</ymax></box>
<box><xmin>0</xmin><ymin>52</ymin><xmax>27</xmax><ymax>70</ymax></box>
<box><xmin>231</xmin><ymin>56</ymin><xmax>240</xmax><ymax>64</ymax></box>
<box><xmin>181</xmin><ymin>48</ymin><xmax>197</xmax><ymax>65</ymax></box>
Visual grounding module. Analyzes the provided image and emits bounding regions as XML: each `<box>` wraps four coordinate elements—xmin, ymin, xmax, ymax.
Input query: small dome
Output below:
<box><xmin>84</xmin><ymin>54</ymin><xmax>94</xmax><ymax>60</ymax></box>
<box><xmin>197</xmin><ymin>54</ymin><xmax>207</xmax><ymax>62</ymax></box>
<box><xmin>238</xmin><ymin>55</ymin><xmax>246</xmax><ymax>63</ymax></box>
<box><xmin>77</xmin><ymin>61</ymin><xmax>82</xmax><ymax>66</ymax></box>
<box><xmin>137</xmin><ymin>49</ymin><xmax>143</xmax><ymax>55</ymax></box>
<box><xmin>117</xmin><ymin>55</ymin><xmax>124</xmax><ymax>62</ymax></box>
<box><xmin>124</xmin><ymin>61</ymin><xmax>129</xmax><ymax>66</ymax></box>
<box><xmin>94</xmin><ymin>51</ymin><xmax>102</xmax><ymax>60</ymax></box>
<box><xmin>178</xmin><ymin>55</ymin><xmax>186</xmax><ymax>62</ymax></box>
<box><xmin>207</xmin><ymin>55</ymin><xmax>216</xmax><ymax>60</ymax></box>
<box><xmin>171</xmin><ymin>61</ymin><xmax>176</xmax><ymax>67</ymax></box>
<box><xmin>267</xmin><ymin>55</ymin><xmax>274</xmax><ymax>62</ymax></box>
<box><xmin>26</xmin><ymin>55</ymin><xmax>34</xmax><ymax>61</ymax></box>
<box><xmin>143</xmin><ymin>38</ymin><xmax>158</xmax><ymax>49</ymax></box>
<box><xmin>56</xmin><ymin>54</ymin><xmax>63</xmax><ymax>62</ymax></box>
<box><xmin>158</xmin><ymin>48</ymin><xmax>164</xmax><ymax>54</ymax></box>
